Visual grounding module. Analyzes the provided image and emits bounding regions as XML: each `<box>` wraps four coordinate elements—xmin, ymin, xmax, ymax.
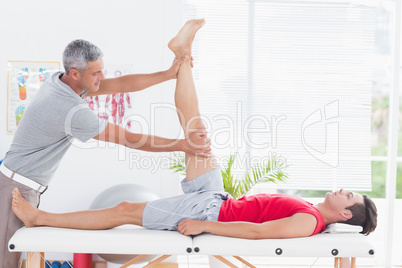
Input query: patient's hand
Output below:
<box><xmin>178</xmin><ymin>219</ymin><xmax>205</xmax><ymax>236</ymax></box>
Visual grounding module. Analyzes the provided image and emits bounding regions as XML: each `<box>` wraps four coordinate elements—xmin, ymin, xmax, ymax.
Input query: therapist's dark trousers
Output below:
<box><xmin>0</xmin><ymin>172</ymin><xmax>41</xmax><ymax>268</ymax></box>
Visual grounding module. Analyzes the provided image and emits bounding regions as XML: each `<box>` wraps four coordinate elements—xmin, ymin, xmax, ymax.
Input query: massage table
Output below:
<box><xmin>9</xmin><ymin>226</ymin><xmax>375</xmax><ymax>268</ymax></box>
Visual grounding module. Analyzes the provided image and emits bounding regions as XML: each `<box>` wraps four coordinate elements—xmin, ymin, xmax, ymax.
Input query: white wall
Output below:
<box><xmin>0</xmin><ymin>1</ymin><xmax>185</xmax><ymax>215</ymax></box>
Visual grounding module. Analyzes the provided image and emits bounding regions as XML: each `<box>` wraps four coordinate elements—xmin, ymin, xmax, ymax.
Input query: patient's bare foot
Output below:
<box><xmin>12</xmin><ymin>188</ymin><xmax>39</xmax><ymax>227</ymax></box>
<box><xmin>168</xmin><ymin>19</ymin><xmax>206</xmax><ymax>58</ymax></box>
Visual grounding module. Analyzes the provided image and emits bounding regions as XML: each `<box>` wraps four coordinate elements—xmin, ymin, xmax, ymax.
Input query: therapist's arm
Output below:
<box><xmin>87</xmin><ymin>56</ymin><xmax>190</xmax><ymax>96</ymax></box>
<box><xmin>93</xmin><ymin>122</ymin><xmax>211</xmax><ymax>156</ymax></box>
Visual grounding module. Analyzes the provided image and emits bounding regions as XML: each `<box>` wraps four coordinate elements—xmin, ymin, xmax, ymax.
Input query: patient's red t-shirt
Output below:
<box><xmin>218</xmin><ymin>194</ymin><xmax>325</xmax><ymax>236</ymax></box>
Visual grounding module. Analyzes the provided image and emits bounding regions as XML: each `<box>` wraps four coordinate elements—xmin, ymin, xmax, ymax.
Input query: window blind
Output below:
<box><xmin>184</xmin><ymin>0</ymin><xmax>376</xmax><ymax>190</ymax></box>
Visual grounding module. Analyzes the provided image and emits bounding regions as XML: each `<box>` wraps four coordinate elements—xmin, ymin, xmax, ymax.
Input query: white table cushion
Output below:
<box><xmin>192</xmin><ymin>233</ymin><xmax>375</xmax><ymax>258</ymax></box>
<box><xmin>8</xmin><ymin>226</ymin><xmax>193</xmax><ymax>255</ymax></box>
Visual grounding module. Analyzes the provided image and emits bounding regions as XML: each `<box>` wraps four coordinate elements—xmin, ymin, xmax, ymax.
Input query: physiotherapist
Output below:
<box><xmin>0</xmin><ymin>39</ymin><xmax>211</xmax><ymax>268</ymax></box>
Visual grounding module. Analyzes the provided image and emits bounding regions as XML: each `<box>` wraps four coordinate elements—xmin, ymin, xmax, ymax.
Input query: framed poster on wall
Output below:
<box><xmin>7</xmin><ymin>61</ymin><xmax>60</xmax><ymax>134</ymax></box>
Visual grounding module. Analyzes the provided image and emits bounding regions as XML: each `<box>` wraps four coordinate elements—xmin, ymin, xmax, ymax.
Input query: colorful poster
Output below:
<box><xmin>7</xmin><ymin>61</ymin><xmax>60</xmax><ymax>134</ymax></box>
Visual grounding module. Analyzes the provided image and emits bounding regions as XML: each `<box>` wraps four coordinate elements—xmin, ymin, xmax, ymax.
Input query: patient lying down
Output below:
<box><xmin>11</xmin><ymin>184</ymin><xmax>376</xmax><ymax>239</ymax></box>
<box><xmin>12</xmin><ymin>18</ymin><xmax>376</xmax><ymax>244</ymax></box>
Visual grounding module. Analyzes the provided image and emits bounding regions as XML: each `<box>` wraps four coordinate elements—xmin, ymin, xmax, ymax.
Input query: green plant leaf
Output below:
<box><xmin>169</xmin><ymin>152</ymin><xmax>186</xmax><ymax>176</ymax></box>
<box><xmin>168</xmin><ymin>151</ymin><xmax>288</xmax><ymax>199</ymax></box>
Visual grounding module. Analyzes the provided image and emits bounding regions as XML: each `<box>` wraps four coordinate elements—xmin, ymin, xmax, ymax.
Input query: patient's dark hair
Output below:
<box><xmin>342</xmin><ymin>194</ymin><xmax>377</xmax><ymax>235</ymax></box>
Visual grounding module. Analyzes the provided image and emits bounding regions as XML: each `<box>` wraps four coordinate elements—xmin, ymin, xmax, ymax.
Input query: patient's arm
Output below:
<box><xmin>178</xmin><ymin>213</ymin><xmax>317</xmax><ymax>239</ymax></box>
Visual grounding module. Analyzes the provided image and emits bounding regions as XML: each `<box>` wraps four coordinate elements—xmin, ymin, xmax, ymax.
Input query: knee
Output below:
<box><xmin>185</xmin><ymin>117</ymin><xmax>207</xmax><ymax>136</ymax></box>
<box><xmin>115</xmin><ymin>201</ymin><xmax>132</xmax><ymax>212</ymax></box>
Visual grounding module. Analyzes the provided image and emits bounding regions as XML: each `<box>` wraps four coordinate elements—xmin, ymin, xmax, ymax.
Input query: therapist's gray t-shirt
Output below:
<box><xmin>3</xmin><ymin>71</ymin><xmax>108</xmax><ymax>186</ymax></box>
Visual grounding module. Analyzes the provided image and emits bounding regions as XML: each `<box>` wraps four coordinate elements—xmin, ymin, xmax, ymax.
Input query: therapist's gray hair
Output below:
<box><xmin>63</xmin><ymin>39</ymin><xmax>103</xmax><ymax>74</ymax></box>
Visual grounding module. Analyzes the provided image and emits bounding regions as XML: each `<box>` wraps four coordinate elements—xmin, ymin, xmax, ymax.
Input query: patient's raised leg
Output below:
<box><xmin>169</xmin><ymin>19</ymin><xmax>218</xmax><ymax>181</ymax></box>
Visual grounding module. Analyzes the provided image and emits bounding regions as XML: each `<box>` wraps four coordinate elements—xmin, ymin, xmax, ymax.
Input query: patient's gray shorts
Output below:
<box><xmin>142</xmin><ymin>168</ymin><xmax>229</xmax><ymax>231</ymax></box>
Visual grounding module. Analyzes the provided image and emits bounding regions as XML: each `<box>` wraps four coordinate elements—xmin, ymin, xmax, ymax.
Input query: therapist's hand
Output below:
<box><xmin>180</xmin><ymin>130</ymin><xmax>211</xmax><ymax>157</ymax></box>
<box><xmin>166</xmin><ymin>55</ymin><xmax>194</xmax><ymax>79</ymax></box>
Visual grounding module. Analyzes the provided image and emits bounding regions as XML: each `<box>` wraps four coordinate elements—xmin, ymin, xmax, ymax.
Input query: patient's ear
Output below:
<box><xmin>341</xmin><ymin>209</ymin><xmax>352</xmax><ymax>220</ymax></box>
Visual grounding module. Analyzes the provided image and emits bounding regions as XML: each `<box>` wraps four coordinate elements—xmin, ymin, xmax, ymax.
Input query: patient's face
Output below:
<box><xmin>325</xmin><ymin>189</ymin><xmax>364</xmax><ymax>211</ymax></box>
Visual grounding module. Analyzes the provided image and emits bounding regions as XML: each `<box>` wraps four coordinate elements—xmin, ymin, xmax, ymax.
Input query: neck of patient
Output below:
<box><xmin>314</xmin><ymin>203</ymin><xmax>343</xmax><ymax>226</ymax></box>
